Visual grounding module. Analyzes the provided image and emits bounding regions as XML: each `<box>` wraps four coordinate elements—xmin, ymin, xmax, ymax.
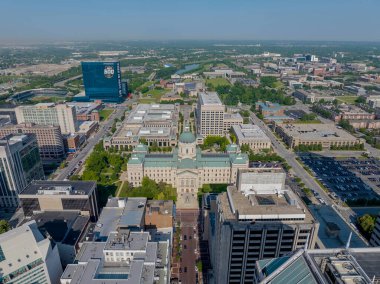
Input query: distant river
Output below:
<box><xmin>175</xmin><ymin>64</ymin><xmax>200</xmax><ymax>75</ymax></box>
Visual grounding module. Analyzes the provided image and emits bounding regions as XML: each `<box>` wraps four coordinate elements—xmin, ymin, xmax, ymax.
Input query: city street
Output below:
<box><xmin>53</xmin><ymin>102</ymin><xmax>133</xmax><ymax>180</ymax></box>
<box><xmin>176</xmin><ymin>209</ymin><xmax>200</xmax><ymax>284</ymax></box>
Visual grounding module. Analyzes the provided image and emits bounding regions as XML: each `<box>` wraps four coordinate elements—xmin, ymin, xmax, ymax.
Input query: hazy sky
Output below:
<box><xmin>1</xmin><ymin>0</ymin><xmax>380</xmax><ymax>42</ymax></box>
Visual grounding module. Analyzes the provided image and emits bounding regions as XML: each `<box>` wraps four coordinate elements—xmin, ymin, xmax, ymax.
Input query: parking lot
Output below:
<box><xmin>339</xmin><ymin>158</ymin><xmax>380</xmax><ymax>190</ymax></box>
<box><xmin>299</xmin><ymin>154</ymin><xmax>380</xmax><ymax>203</ymax></box>
<box><xmin>284</xmin><ymin>109</ymin><xmax>307</xmax><ymax>119</ymax></box>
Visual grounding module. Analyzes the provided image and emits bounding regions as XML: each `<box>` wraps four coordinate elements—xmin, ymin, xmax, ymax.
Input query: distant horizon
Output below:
<box><xmin>1</xmin><ymin>0</ymin><xmax>379</xmax><ymax>42</ymax></box>
<box><xmin>1</xmin><ymin>38</ymin><xmax>380</xmax><ymax>46</ymax></box>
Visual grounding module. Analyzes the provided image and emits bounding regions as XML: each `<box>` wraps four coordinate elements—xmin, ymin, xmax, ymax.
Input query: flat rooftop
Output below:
<box><xmin>199</xmin><ymin>92</ymin><xmax>223</xmax><ymax>106</ymax></box>
<box><xmin>146</xmin><ymin>200</ymin><xmax>174</xmax><ymax>216</ymax></box>
<box><xmin>138</xmin><ymin>127</ymin><xmax>172</xmax><ymax>137</ymax></box>
<box><xmin>20</xmin><ymin>180</ymin><xmax>96</xmax><ymax>196</ymax></box>
<box><xmin>257</xmin><ymin>248</ymin><xmax>380</xmax><ymax>284</ymax></box>
<box><xmin>94</xmin><ymin>198</ymin><xmax>146</xmax><ymax>239</ymax></box>
<box><xmin>219</xmin><ymin>186</ymin><xmax>314</xmax><ymax>223</ymax></box>
<box><xmin>224</xmin><ymin>113</ymin><xmax>243</xmax><ymax>121</ymax></box>
<box><xmin>309</xmin><ymin>248</ymin><xmax>380</xmax><ymax>283</ymax></box>
<box><xmin>20</xmin><ymin>211</ymin><xmax>89</xmax><ymax>246</ymax></box>
<box><xmin>66</xmin><ymin>102</ymin><xmax>101</xmax><ymax>115</ymax></box>
<box><xmin>104</xmin><ymin>231</ymin><xmax>149</xmax><ymax>251</ymax></box>
<box><xmin>233</xmin><ymin>124</ymin><xmax>271</xmax><ymax>141</ymax></box>
<box><xmin>277</xmin><ymin>123</ymin><xmax>360</xmax><ymax>141</ymax></box>
<box><xmin>0</xmin><ymin>123</ymin><xmax>60</xmax><ymax>130</ymax></box>
<box><xmin>125</xmin><ymin>104</ymin><xmax>177</xmax><ymax>125</ymax></box>
<box><xmin>0</xmin><ymin>133</ymin><xmax>34</xmax><ymax>146</ymax></box>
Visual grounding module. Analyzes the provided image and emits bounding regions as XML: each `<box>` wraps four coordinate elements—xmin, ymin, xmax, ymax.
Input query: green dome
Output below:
<box><xmin>179</xmin><ymin>131</ymin><xmax>196</xmax><ymax>143</ymax></box>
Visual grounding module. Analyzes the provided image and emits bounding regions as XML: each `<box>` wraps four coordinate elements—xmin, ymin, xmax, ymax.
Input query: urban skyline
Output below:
<box><xmin>1</xmin><ymin>2</ymin><xmax>380</xmax><ymax>283</ymax></box>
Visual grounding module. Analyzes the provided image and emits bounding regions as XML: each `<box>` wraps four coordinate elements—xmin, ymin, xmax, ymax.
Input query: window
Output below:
<box><xmin>0</xmin><ymin>246</ymin><xmax>5</xmax><ymax>262</ymax></box>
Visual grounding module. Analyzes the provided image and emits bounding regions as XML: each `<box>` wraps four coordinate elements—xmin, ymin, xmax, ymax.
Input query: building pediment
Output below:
<box><xmin>177</xmin><ymin>170</ymin><xmax>198</xmax><ymax>177</ymax></box>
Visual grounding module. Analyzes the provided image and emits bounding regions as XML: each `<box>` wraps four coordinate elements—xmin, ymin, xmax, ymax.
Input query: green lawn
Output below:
<box><xmin>337</xmin><ymin>96</ymin><xmax>358</xmax><ymax>104</ymax></box>
<box><xmin>99</xmin><ymin>109</ymin><xmax>113</xmax><ymax>121</ymax></box>
<box><xmin>143</xmin><ymin>88</ymin><xmax>167</xmax><ymax>98</ymax></box>
<box><xmin>138</xmin><ymin>81</ymin><xmax>155</xmax><ymax>90</ymax></box>
<box><xmin>140</xmin><ymin>88</ymin><xmax>171</xmax><ymax>103</ymax></box>
<box><xmin>138</xmin><ymin>98</ymin><xmax>157</xmax><ymax>104</ymax></box>
<box><xmin>206</xmin><ymin>78</ymin><xmax>230</xmax><ymax>88</ymax></box>
<box><xmin>117</xmin><ymin>181</ymin><xmax>130</xmax><ymax>197</ymax></box>
<box><xmin>273</xmin><ymin>81</ymin><xmax>284</xmax><ymax>89</ymax></box>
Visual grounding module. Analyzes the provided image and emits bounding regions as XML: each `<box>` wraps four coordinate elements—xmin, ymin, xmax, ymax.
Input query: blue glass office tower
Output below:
<box><xmin>79</xmin><ymin>61</ymin><xmax>125</xmax><ymax>103</ymax></box>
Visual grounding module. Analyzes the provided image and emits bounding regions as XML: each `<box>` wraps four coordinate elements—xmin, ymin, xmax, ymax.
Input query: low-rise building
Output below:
<box><xmin>144</xmin><ymin>200</ymin><xmax>174</xmax><ymax>244</ymax></box>
<box><xmin>0</xmin><ymin>220</ymin><xmax>63</xmax><ymax>284</ymax></box>
<box><xmin>348</xmin><ymin>120</ymin><xmax>380</xmax><ymax>129</ymax></box>
<box><xmin>78</xmin><ymin>121</ymin><xmax>99</xmax><ymax>137</ymax></box>
<box><xmin>63</xmin><ymin>133</ymin><xmax>85</xmax><ymax>153</ymax></box>
<box><xmin>19</xmin><ymin>180</ymin><xmax>99</xmax><ymax>221</ymax></box>
<box><xmin>60</xmin><ymin>230</ymin><xmax>170</xmax><ymax>284</ymax></box>
<box><xmin>67</xmin><ymin>101</ymin><xmax>102</xmax><ymax>122</ymax></box>
<box><xmin>20</xmin><ymin>211</ymin><xmax>90</xmax><ymax>267</ymax></box>
<box><xmin>344</xmin><ymin>85</ymin><xmax>366</xmax><ymax>96</ymax></box>
<box><xmin>160</xmin><ymin>91</ymin><xmax>182</xmax><ymax>102</ymax></box>
<box><xmin>60</xmin><ymin>197</ymin><xmax>171</xmax><ymax>284</ymax></box>
<box><xmin>275</xmin><ymin>123</ymin><xmax>364</xmax><ymax>149</ymax></box>
<box><xmin>338</xmin><ymin>105</ymin><xmax>375</xmax><ymax>121</ymax></box>
<box><xmin>256</xmin><ymin>101</ymin><xmax>284</xmax><ymax>117</ymax></box>
<box><xmin>293</xmin><ymin>89</ymin><xmax>315</xmax><ymax>103</ymax></box>
<box><xmin>293</xmin><ymin>89</ymin><xmax>335</xmax><ymax>103</ymax></box>
<box><xmin>224</xmin><ymin>113</ymin><xmax>243</xmax><ymax>132</ymax></box>
<box><xmin>145</xmin><ymin>200</ymin><xmax>174</xmax><ymax>231</ymax></box>
<box><xmin>104</xmin><ymin>104</ymin><xmax>179</xmax><ymax>149</ymax></box>
<box><xmin>232</xmin><ymin>124</ymin><xmax>271</xmax><ymax>151</ymax></box>
<box><xmin>367</xmin><ymin>96</ymin><xmax>380</xmax><ymax>108</ymax></box>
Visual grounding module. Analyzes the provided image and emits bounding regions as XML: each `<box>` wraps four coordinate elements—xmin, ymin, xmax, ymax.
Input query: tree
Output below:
<box><xmin>357</xmin><ymin>214</ymin><xmax>376</xmax><ymax>239</ymax></box>
<box><xmin>355</xmin><ymin>96</ymin><xmax>366</xmax><ymax>104</ymax></box>
<box><xmin>202</xmin><ymin>136</ymin><xmax>229</xmax><ymax>151</ymax></box>
<box><xmin>338</xmin><ymin>119</ymin><xmax>355</xmax><ymax>133</ymax></box>
<box><xmin>300</xmin><ymin>113</ymin><xmax>317</xmax><ymax>122</ymax></box>
<box><xmin>240</xmin><ymin>144</ymin><xmax>250</xmax><ymax>153</ymax></box>
<box><xmin>0</xmin><ymin>220</ymin><xmax>10</xmax><ymax>234</ymax></box>
<box><xmin>260</xmin><ymin>76</ymin><xmax>278</xmax><ymax>88</ymax></box>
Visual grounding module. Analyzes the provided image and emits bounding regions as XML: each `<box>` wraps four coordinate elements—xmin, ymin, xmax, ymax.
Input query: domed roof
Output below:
<box><xmin>179</xmin><ymin>131</ymin><xmax>196</xmax><ymax>143</ymax></box>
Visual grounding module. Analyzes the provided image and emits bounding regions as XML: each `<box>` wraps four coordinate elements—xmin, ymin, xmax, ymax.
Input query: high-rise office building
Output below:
<box><xmin>0</xmin><ymin>123</ymin><xmax>65</xmax><ymax>162</ymax></box>
<box><xmin>79</xmin><ymin>61</ymin><xmax>125</xmax><ymax>103</ymax></box>
<box><xmin>0</xmin><ymin>134</ymin><xmax>44</xmax><ymax>207</ymax></box>
<box><xmin>15</xmin><ymin>103</ymin><xmax>78</xmax><ymax>134</ymax></box>
<box><xmin>197</xmin><ymin>92</ymin><xmax>226</xmax><ymax>136</ymax></box>
<box><xmin>211</xmin><ymin>169</ymin><xmax>318</xmax><ymax>284</ymax></box>
<box><xmin>0</xmin><ymin>220</ymin><xmax>63</xmax><ymax>284</ymax></box>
